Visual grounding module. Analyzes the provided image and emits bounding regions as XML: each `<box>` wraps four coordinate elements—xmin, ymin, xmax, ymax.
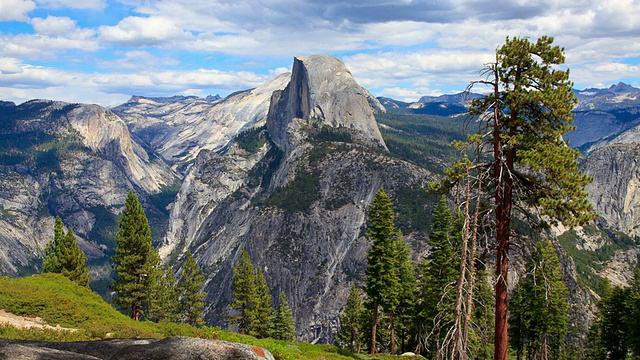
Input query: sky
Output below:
<box><xmin>1</xmin><ymin>0</ymin><xmax>639</xmax><ymax>107</ymax></box>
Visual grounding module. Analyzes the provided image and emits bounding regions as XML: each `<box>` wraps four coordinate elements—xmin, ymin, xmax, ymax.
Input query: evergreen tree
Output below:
<box><xmin>271</xmin><ymin>291</ymin><xmax>296</xmax><ymax>341</ymax></box>
<box><xmin>395</xmin><ymin>231</ymin><xmax>416</xmax><ymax>354</ymax></box>
<box><xmin>462</xmin><ymin>36</ymin><xmax>596</xmax><ymax>360</ymax></box>
<box><xmin>365</xmin><ymin>187</ymin><xmax>401</xmax><ymax>354</ymax></box>
<box><xmin>586</xmin><ymin>279</ymin><xmax>612</xmax><ymax>360</ymax></box>
<box><xmin>230</xmin><ymin>248</ymin><xmax>256</xmax><ymax>335</ymax></box>
<box><xmin>415</xmin><ymin>195</ymin><xmax>459</xmax><ymax>357</ymax></box>
<box><xmin>229</xmin><ymin>249</ymin><xmax>273</xmax><ymax>338</ymax></box>
<box><xmin>42</xmin><ymin>217</ymin><xmax>91</xmax><ymax>287</ymax></box>
<box><xmin>470</xmin><ymin>262</ymin><xmax>495</xmax><ymax>360</ymax></box>
<box><xmin>42</xmin><ymin>216</ymin><xmax>65</xmax><ymax>273</ymax></box>
<box><xmin>252</xmin><ymin>266</ymin><xmax>273</xmax><ymax>338</ymax></box>
<box><xmin>509</xmin><ymin>240</ymin><xmax>569</xmax><ymax>360</ymax></box>
<box><xmin>59</xmin><ymin>227</ymin><xmax>91</xmax><ymax>287</ymax></box>
<box><xmin>337</xmin><ymin>284</ymin><xmax>366</xmax><ymax>353</ymax></box>
<box><xmin>178</xmin><ymin>250</ymin><xmax>207</xmax><ymax>326</ymax></box>
<box><xmin>146</xmin><ymin>264</ymin><xmax>180</xmax><ymax>323</ymax></box>
<box><xmin>627</xmin><ymin>269</ymin><xmax>640</xmax><ymax>358</ymax></box>
<box><xmin>112</xmin><ymin>191</ymin><xmax>155</xmax><ymax>320</ymax></box>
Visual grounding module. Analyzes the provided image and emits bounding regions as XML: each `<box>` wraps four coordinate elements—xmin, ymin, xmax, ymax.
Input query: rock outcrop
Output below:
<box><xmin>0</xmin><ymin>337</ymin><xmax>275</xmax><ymax>360</ymax></box>
<box><xmin>267</xmin><ymin>55</ymin><xmax>386</xmax><ymax>155</ymax></box>
<box><xmin>113</xmin><ymin>74</ymin><xmax>290</xmax><ymax>172</ymax></box>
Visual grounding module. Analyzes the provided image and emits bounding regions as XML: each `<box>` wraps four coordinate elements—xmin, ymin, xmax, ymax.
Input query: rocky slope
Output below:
<box><xmin>0</xmin><ymin>100</ymin><xmax>178</xmax><ymax>275</ymax></box>
<box><xmin>112</xmin><ymin>74</ymin><xmax>291</xmax><ymax>173</ymax></box>
<box><xmin>161</xmin><ymin>55</ymin><xmax>434</xmax><ymax>342</ymax></box>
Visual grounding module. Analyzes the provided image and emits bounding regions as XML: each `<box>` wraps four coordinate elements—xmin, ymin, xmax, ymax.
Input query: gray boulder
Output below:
<box><xmin>0</xmin><ymin>337</ymin><xmax>275</xmax><ymax>360</ymax></box>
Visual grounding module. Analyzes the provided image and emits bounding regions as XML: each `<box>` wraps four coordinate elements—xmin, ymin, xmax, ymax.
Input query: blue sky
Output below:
<box><xmin>1</xmin><ymin>0</ymin><xmax>639</xmax><ymax>106</ymax></box>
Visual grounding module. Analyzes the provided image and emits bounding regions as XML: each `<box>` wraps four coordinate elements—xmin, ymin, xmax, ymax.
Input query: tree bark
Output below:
<box><xmin>390</xmin><ymin>311</ymin><xmax>396</xmax><ymax>355</ymax></box>
<box><xmin>370</xmin><ymin>303</ymin><xmax>378</xmax><ymax>354</ymax></box>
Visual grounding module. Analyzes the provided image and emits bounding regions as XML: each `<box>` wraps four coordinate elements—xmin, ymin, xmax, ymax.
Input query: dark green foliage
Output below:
<box><xmin>252</xmin><ymin>267</ymin><xmax>273</xmax><ymax>338</ymax></box>
<box><xmin>415</xmin><ymin>196</ymin><xmax>459</xmax><ymax>357</ymax></box>
<box><xmin>271</xmin><ymin>291</ymin><xmax>296</xmax><ymax>341</ymax></box>
<box><xmin>229</xmin><ymin>249</ymin><xmax>255</xmax><ymax>334</ymax></box>
<box><xmin>267</xmin><ymin>168</ymin><xmax>320</xmax><ymax>213</ymax></box>
<box><xmin>364</xmin><ymin>187</ymin><xmax>409</xmax><ymax>354</ymax></box>
<box><xmin>587</xmin><ymin>270</ymin><xmax>640</xmax><ymax>360</ymax></box>
<box><xmin>146</xmin><ymin>264</ymin><xmax>180</xmax><ymax>323</ymax></box>
<box><xmin>178</xmin><ymin>251</ymin><xmax>206</xmax><ymax>327</ymax></box>
<box><xmin>337</xmin><ymin>285</ymin><xmax>365</xmax><ymax>353</ymax></box>
<box><xmin>236</xmin><ymin>126</ymin><xmax>268</xmax><ymax>153</ymax></box>
<box><xmin>313</xmin><ymin>127</ymin><xmax>353</xmax><ymax>144</ymax></box>
<box><xmin>148</xmin><ymin>182</ymin><xmax>181</xmax><ymax>216</ymax></box>
<box><xmin>509</xmin><ymin>240</ymin><xmax>569</xmax><ymax>360</ymax></box>
<box><xmin>229</xmin><ymin>249</ymin><xmax>273</xmax><ymax>338</ymax></box>
<box><xmin>112</xmin><ymin>191</ymin><xmax>155</xmax><ymax>320</ymax></box>
<box><xmin>42</xmin><ymin>217</ymin><xmax>91</xmax><ymax>287</ymax></box>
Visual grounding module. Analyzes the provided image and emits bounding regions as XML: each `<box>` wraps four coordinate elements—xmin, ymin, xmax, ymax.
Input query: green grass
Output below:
<box><xmin>0</xmin><ymin>273</ymin><xmax>423</xmax><ymax>359</ymax></box>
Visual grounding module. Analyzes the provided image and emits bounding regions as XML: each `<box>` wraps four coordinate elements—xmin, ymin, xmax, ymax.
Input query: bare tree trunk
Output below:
<box><xmin>390</xmin><ymin>311</ymin><xmax>396</xmax><ymax>355</ymax></box>
<box><xmin>370</xmin><ymin>303</ymin><xmax>378</xmax><ymax>354</ymax></box>
<box><xmin>450</xmin><ymin>165</ymin><xmax>473</xmax><ymax>360</ymax></box>
<box><xmin>462</xmin><ymin>173</ymin><xmax>483</xmax><ymax>353</ymax></box>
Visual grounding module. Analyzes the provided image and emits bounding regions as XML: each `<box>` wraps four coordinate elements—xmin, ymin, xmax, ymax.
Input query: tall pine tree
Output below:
<box><xmin>178</xmin><ymin>250</ymin><xmax>207</xmax><ymax>326</ymax></box>
<box><xmin>337</xmin><ymin>284</ymin><xmax>365</xmax><ymax>353</ymax></box>
<box><xmin>415</xmin><ymin>195</ymin><xmax>459</xmax><ymax>357</ymax></box>
<box><xmin>42</xmin><ymin>217</ymin><xmax>91</xmax><ymax>287</ymax></box>
<box><xmin>112</xmin><ymin>191</ymin><xmax>155</xmax><ymax>320</ymax></box>
<box><xmin>229</xmin><ymin>248</ymin><xmax>256</xmax><ymax>335</ymax></box>
<box><xmin>463</xmin><ymin>36</ymin><xmax>596</xmax><ymax>360</ymax></box>
<box><xmin>271</xmin><ymin>291</ymin><xmax>296</xmax><ymax>341</ymax></box>
<box><xmin>365</xmin><ymin>187</ymin><xmax>401</xmax><ymax>354</ymax></box>
<box><xmin>509</xmin><ymin>240</ymin><xmax>569</xmax><ymax>360</ymax></box>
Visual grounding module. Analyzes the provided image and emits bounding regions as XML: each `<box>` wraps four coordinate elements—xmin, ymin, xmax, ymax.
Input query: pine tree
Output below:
<box><xmin>230</xmin><ymin>248</ymin><xmax>256</xmax><ymax>335</ymax></box>
<box><xmin>112</xmin><ymin>191</ymin><xmax>155</xmax><ymax>320</ymax></box>
<box><xmin>415</xmin><ymin>195</ymin><xmax>459</xmax><ymax>357</ymax></box>
<box><xmin>509</xmin><ymin>240</ymin><xmax>569</xmax><ymax>360</ymax></box>
<box><xmin>42</xmin><ymin>217</ymin><xmax>91</xmax><ymax>287</ymax></box>
<box><xmin>463</xmin><ymin>36</ymin><xmax>596</xmax><ymax>360</ymax></box>
<box><xmin>627</xmin><ymin>269</ymin><xmax>640</xmax><ymax>358</ymax></box>
<box><xmin>146</xmin><ymin>264</ymin><xmax>180</xmax><ymax>323</ymax></box>
<box><xmin>337</xmin><ymin>284</ymin><xmax>366</xmax><ymax>353</ymax></box>
<box><xmin>178</xmin><ymin>250</ymin><xmax>207</xmax><ymax>326</ymax></box>
<box><xmin>365</xmin><ymin>187</ymin><xmax>401</xmax><ymax>354</ymax></box>
<box><xmin>251</xmin><ymin>266</ymin><xmax>273</xmax><ymax>338</ymax></box>
<box><xmin>394</xmin><ymin>231</ymin><xmax>416</xmax><ymax>354</ymax></box>
<box><xmin>42</xmin><ymin>216</ymin><xmax>64</xmax><ymax>273</ymax></box>
<box><xmin>271</xmin><ymin>291</ymin><xmax>296</xmax><ymax>341</ymax></box>
<box><xmin>59</xmin><ymin>227</ymin><xmax>91</xmax><ymax>287</ymax></box>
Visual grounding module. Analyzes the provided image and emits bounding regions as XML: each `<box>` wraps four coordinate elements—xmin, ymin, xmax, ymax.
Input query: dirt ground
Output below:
<box><xmin>0</xmin><ymin>309</ymin><xmax>76</xmax><ymax>331</ymax></box>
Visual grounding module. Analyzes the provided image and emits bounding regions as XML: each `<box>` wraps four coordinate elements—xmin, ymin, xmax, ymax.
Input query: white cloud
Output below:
<box><xmin>0</xmin><ymin>57</ymin><xmax>24</xmax><ymax>74</ymax></box>
<box><xmin>99</xmin><ymin>16</ymin><xmax>195</xmax><ymax>46</ymax></box>
<box><xmin>31</xmin><ymin>16</ymin><xmax>82</xmax><ymax>36</ymax></box>
<box><xmin>0</xmin><ymin>61</ymin><xmax>274</xmax><ymax>106</ymax></box>
<box><xmin>0</xmin><ymin>0</ymin><xmax>35</xmax><ymax>21</ymax></box>
<box><xmin>35</xmin><ymin>0</ymin><xmax>105</xmax><ymax>9</ymax></box>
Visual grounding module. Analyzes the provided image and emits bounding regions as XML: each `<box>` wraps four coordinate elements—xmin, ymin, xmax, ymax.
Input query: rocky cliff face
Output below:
<box><xmin>582</xmin><ymin>131</ymin><xmax>640</xmax><ymax>237</ymax></box>
<box><xmin>113</xmin><ymin>74</ymin><xmax>290</xmax><ymax>172</ymax></box>
<box><xmin>160</xmin><ymin>55</ymin><xmax>433</xmax><ymax>342</ymax></box>
<box><xmin>0</xmin><ymin>100</ymin><xmax>178</xmax><ymax>275</ymax></box>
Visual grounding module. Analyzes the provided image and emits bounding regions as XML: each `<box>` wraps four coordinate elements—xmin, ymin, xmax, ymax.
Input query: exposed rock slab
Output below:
<box><xmin>0</xmin><ymin>337</ymin><xmax>274</xmax><ymax>360</ymax></box>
